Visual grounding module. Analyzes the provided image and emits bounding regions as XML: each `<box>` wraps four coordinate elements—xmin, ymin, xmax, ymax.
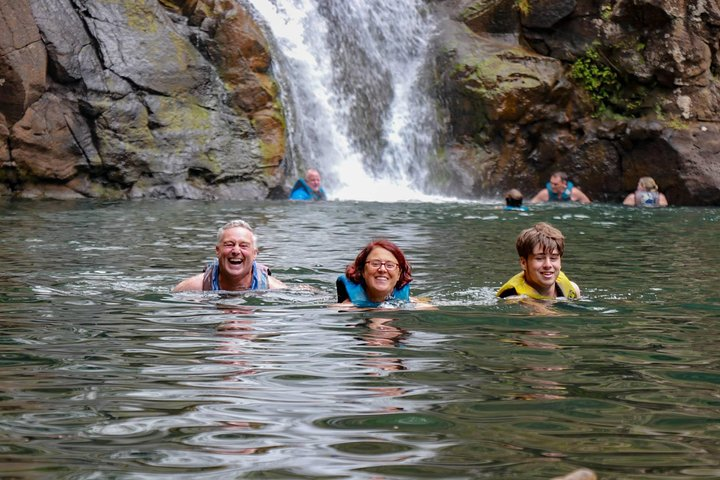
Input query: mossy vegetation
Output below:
<box><xmin>666</xmin><ymin>117</ymin><xmax>690</xmax><ymax>130</ymax></box>
<box><xmin>570</xmin><ymin>44</ymin><xmax>648</xmax><ymax>118</ymax></box>
<box><xmin>600</xmin><ymin>4</ymin><xmax>613</xmax><ymax>21</ymax></box>
<box><xmin>570</xmin><ymin>46</ymin><xmax>618</xmax><ymax>113</ymax></box>
<box><xmin>516</xmin><ymin>0</ymin><xmax>530</xmax><ymax>16</ymax></box>
<box><xmin>121</xmin><ymin>0</ymin><xmax>160</xmax><ymax>34</ymax></box>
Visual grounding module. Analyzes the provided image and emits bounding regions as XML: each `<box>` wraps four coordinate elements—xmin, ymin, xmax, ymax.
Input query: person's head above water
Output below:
<box><xmin>337</xmin><ymin>239</ymin><xmax>413</xmax><ymax>305</ymax></box>
<box><xmin>548</xmin><ymin>171</ymin><xmax>569</xmax><ymax>196</ymax></box>
<box><xmin>496</xmin><ymin>222</ymin><xmax>580</xmax><ymax>300</ymax></box>
<box><xmin>289</xmin><ymin>168</ymin><xmax>327</xmax><ymax>201</ymax></box>
<box><xmin>305</xmin><ymin>168</ymin><xmax>322</xmax><ymax>193</ymax></box>
<box><xmin>530</xmin><ymin>171</ymin><xmax>591</xmax><ymax>204</ymax></box>
<box><xmin>172</xmin><ymin>219</ymin><xmax>285</xmax><ymax>292</ymax></box>
<box><xmin>345</xmin><ymin>239</ymin><xmax>413</xmax><ymax>289</ymax></box>
<box><xmin>637</xmin><ymin>176</ymin><xmax>659</xmax><ymax>192</ymax></box>
<box><xmin>505</xmin><ymin>188</ymin><xmax>524</xmax><ymax>208</ymax></box>
<box><xmin>515</xmin><ymin>222</ymin><xmax>565</xmax><ymax>259</ymax></box>
<box><xmin>216</xmin><ymin>219</ymin><xmax>257</xmax><ymax>248</ymax></box>
<box><xmin>213</xmin><ymin>220</ymin><xmax>259</xmax><ymax>285</ymax></box>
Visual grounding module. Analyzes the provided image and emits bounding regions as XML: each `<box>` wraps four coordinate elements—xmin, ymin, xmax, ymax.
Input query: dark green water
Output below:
<box><xmin>1</xmin><ymin>199</ymin><xmax>719</xmax><ymax>479</ymax></box>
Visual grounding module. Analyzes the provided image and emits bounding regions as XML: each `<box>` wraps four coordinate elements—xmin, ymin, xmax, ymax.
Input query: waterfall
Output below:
<box><xmin>241</xmin><ymin>0</ymin><xmax>444</xmax><ymax>201</ymax></box>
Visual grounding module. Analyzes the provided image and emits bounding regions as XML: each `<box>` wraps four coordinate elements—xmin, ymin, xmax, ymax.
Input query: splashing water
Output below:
<box><xmin>242</xmin><ymin>0</ymin><xmax>444</xmax><ymax>201</ymax></box>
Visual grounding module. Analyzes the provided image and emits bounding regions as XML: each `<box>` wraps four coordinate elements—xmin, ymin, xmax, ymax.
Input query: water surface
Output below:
<box><xmin>1</xmin><ymin>199</ymin><xmax>719</xmax><ymax>479</ymax></box>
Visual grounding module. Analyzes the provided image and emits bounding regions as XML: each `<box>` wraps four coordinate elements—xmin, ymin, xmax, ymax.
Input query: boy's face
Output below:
<box><xmin>520</xmin><ymin>244</ymin><xmax>562</xmax><ymax>297</ymax></box>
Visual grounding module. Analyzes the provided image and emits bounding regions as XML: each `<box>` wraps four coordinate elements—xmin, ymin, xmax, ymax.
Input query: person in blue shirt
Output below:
<box><xmin>530</xmin><ymin>171</ymin><xmax>591</xmax><ymax>204</ymax></box>
<box><xmin>289</xmin><ymin>168</ymin><xmax>327</xmax><ymax>201</ymax></box>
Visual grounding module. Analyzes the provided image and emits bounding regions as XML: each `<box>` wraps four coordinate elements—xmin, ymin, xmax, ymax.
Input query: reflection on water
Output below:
<box><xmin>1</xmin><ymin>199</ymin><xmax>720</xmax><ymax>479</ymax></box>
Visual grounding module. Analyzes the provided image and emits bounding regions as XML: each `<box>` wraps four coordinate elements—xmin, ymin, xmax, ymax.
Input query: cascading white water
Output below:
<box><xmin>241</xmin><ymin>0</ymin><xmax>443</xmax><ymax>201</ymax></box>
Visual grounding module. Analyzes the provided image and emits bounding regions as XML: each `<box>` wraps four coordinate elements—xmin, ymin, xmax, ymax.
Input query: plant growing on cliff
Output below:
<box><xmin>570</xmin><ymin>45</ymin><xmax>647</xmax><ymax>117</ymax></box>
<box><xmin>571</xmin><ymin>47</ymin><xmax>618</xmax><ymax>114</ymax></box>
<box><xmin>516</xmin><ymin>0</ymin><xmax>530</xmax><ymax>16</ymax></box>
<box><xmin>601</xmin><ymin>4</ymin><xmax>613</xmax><ymax>21</ymax></box>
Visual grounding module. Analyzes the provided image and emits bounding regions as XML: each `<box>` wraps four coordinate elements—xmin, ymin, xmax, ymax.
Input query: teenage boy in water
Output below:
<box><xmin>496</xmin><ymin>222</ymin><xmax>580</xmax><ymax>300</ymax></box>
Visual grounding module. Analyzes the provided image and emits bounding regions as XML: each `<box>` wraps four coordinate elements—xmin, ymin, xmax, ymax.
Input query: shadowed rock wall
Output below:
<box><xmin>436</xmin><ymin>0</ymin><xmax>720</xmax><ymax>205</ymax></box>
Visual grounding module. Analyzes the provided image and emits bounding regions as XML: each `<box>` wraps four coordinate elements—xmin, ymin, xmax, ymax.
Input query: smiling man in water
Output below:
<box><xmin>530</xmin><ymin>171</ymin><xmax>591</xmax><ymax>204</ymax></box>
<box><xmin>173</xmin><ymin>219</ymin><xmax>286</xmax><ymax>292</ymax></box>
<box><xmin>289</xmin><ymin>168</ymin><xmax>328</xmax><ymax>201</ymax></box>
<box><xmin>496</xmin><ymin>222</ymin><xmax>580</xmax><ymax>300</ymax></box>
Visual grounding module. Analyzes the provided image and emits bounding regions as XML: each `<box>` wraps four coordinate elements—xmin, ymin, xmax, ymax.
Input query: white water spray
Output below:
<box><xmin>241</xmin><ymin>0</ymin><xmax>443</xmax><ymax>201</ymax></box>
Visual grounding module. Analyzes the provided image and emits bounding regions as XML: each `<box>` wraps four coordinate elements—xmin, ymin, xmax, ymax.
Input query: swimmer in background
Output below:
<box><xmin>530</xmin><ymin>171</ymin><xmax>591</xmax><ymax>204</ymax></box>
<box><xmin>289</xmin><ymin>168</ymin><xmax>327</xmax><ymax>201</ymax></box>
<box><xmin>504</xmin><ymin>188</ymin><xmax>529</xmax><ymax>212</ymax></box>
<box><xmin>497</xmin><ymin>222</ymin><xmax>580</xmax><ymax>300</ymax></box>
<box><xmin>623</xmin><ymin>176</ymin><xmax>669</xmax><ymax>207</ymax></box>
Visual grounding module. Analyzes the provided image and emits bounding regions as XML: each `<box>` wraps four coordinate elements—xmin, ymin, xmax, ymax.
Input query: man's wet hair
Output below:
<box><xmin>217</xmin><ymin>219</ymin><xmax>257</xmax><ymax>247</ymax></box>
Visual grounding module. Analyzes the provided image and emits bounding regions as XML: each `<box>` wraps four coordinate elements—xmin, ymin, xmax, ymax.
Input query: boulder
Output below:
<box><xmin>621</xmin><ymin>121</ymin><xmax>720</xmax><ymax>205</ymax></box>
<box><xmin>11</xmin><ymin>93</ymin><xmax>92</xmax><ymax>182</ymax></box>
<box><xmin>0</xmin><ymin>2</ymin><xmax>47</xmax><ymax>124</ymax></box>
<box><xmin>521</xmin><ymin>0</ymin><xmax>576</xmax><ymax>29</ymax></box>
<box><xmin>1</xmin><ymin>0</ymin><xmax>284</xmax><ymax>199</ymax></box>
<box><xmin>460</xmin><ymin>0</ymin><xmax>520</xmax><ymax>35</ymax></box>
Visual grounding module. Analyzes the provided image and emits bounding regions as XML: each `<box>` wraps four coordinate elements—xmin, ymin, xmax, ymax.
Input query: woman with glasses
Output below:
<box><xmin>336</xmin><ymin>239</ymin><xmax>415</xmax><ymax>308</ymax></box>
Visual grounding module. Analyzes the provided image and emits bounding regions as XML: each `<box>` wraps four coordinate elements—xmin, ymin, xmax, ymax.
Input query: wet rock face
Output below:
<box><xmin>0</xmin><ymin>0</ymin><xmax>284</xmax><ymax>199</ymax></box>
<box><xmin>0</xmin><ymin>2</ymin><xmax>47</xmax><ymax>125</ymax></box>
<box><xmin>438</xmin><ymin>0</ymin><xmax>720</xmax><ymax>205</ymax></box>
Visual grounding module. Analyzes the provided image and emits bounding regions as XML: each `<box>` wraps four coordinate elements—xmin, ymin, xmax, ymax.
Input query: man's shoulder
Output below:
<box><xmin>571</xmin><ymin>186</ymin><xmax>591</xmax><ymax>203</ymax></box>
<box><xmin>531</xmin><ymin>189</ymin><xmax>549</xmax><ymax>202</ymax></box>
<box><xmin>173</xmin><ymin>273</ymin><xmax>204</xmax><ymax>292</ymax></box>
<box><xmin>268</xmin><ymin>275</ymin><xmax>287</xmax><ymax>289</ymax></box>
<box><xmin>289</xmin><ymin>189</ymin><xmax>312</xmax><ymax>200</ymax></box>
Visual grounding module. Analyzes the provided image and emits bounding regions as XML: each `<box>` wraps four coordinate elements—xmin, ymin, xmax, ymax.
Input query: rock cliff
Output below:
<box><xmin>1</xmin><ymin>0</ymin><xmax>719</xmax><ymax>204</ymax></box>
<box><xmin>0</xmin><ymin>0</ymin><xmax>284</xmax><ymax>199</ymax></box>
<box><xmin>437</xmin><ymin>0</ymin><xmax>720</xmax><ymax>205</ymax></box>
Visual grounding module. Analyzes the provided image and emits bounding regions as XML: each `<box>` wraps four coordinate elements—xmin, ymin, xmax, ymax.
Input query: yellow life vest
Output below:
<box><xmin>496</xmin><ymin>271</ymin><xmax>579</xmax><ymax>300</ymax></box>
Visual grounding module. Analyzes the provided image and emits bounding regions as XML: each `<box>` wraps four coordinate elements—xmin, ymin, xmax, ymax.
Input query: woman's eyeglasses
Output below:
<box><xmin>366</xmin><ymin>260</ymin><xmax>398</xmax><ymax>271</ymax></box>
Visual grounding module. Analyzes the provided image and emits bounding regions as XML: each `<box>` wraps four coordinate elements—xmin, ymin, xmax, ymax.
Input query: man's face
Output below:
<box><xmin>549</xmin><ymin>175</ymin><xmax>567</xmax><ymax>195</ymax></box>
<box><xmin>306</xmin><ymin>171</ymin><xmax>322</xmax><ymax>192</ymax></box>
<box><xmin>520</xmin><ymin>244</ymin><xmax>562</xmax><ymax>297</ymax></box>
<box><xmin>215</xmin><ymin>227</ymin><xmax>257</xmax><ymax>280</ymax></box>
